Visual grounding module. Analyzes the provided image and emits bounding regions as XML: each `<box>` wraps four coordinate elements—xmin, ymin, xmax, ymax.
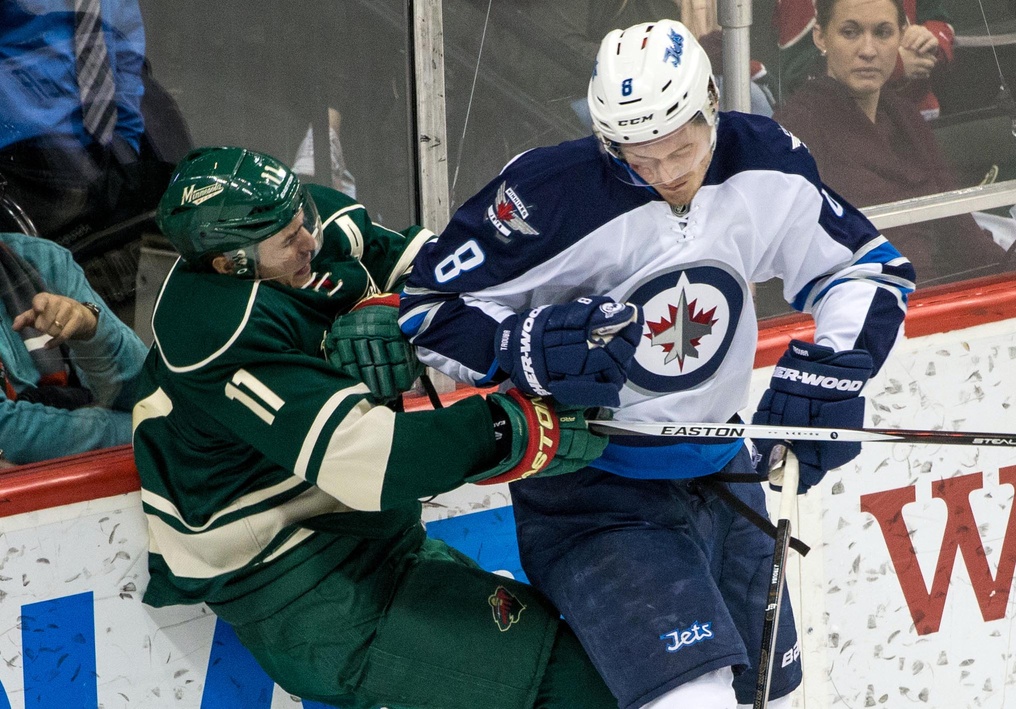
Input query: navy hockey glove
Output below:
<box><xmin>751</xmin><ymin>339</ymin><xmax>873</xmax><ymax>493</ymax></box>
<box><xmin>325</xmin><ymin>293</ymin><xmax>424</xmax><ymax>402</ymax></box>
<box><xmin>495</xmin><ymin>296</ymin><xmax>643</xmax><ymax>407</ymax></box>
<box><xmin>467</xmin><ymin>389</ymin><xmax>608</xmax><ymax>486</ymax></box>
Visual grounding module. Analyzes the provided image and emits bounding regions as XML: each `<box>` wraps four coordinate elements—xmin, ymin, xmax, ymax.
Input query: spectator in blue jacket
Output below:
<box><xmin>0</xmin><ymin>0</ymin><xmax>146</xmax><ymax>232</ymax></box>
<box><xmin>0</xmin><ymin>231</ymin><xmax>147</xmax><ymax>465</ymax></box>
<box><xmin>0</xmin><ymin>0</ymin><xmax>152</xmax><ymax>311</ymax></box>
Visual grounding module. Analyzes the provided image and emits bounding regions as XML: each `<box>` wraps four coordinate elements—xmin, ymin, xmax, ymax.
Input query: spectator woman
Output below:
<box><xmin>773</xmin><ymin>0</ymin><xmax>1005</xmax><ymax>285</ymax></box>
<box><xmin>0</xmin><ymin>231</ymin><xmax>147</xmax><ymax>464</ymax></box>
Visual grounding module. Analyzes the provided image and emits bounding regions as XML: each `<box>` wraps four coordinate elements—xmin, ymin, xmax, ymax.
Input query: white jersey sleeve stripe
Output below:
<box><xmin>297</xmin><ymin>394</ymin><xmax>396</xmax><ymax>511</ymax></box>
<box><xmin>144</xmin><ymin>486</ymin><xmax>348</xmax><ymax>579</ymax></box>
<box><xmin>385</xmin><ymin>228</ymin><xmax>434</xmax><ymax>291</ymax></box>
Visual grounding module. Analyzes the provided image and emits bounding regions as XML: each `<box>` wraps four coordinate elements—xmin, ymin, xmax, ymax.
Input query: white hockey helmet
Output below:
<box><xmin>587</xmin><ymin>20</ymin><xmax>718</xmax><ymax>151</ymax></box>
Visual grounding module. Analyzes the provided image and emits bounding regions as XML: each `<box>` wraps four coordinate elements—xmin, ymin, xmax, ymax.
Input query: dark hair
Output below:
<box><xmin>815</xmin><ymin>0</ymin><xmax>906</xmax><ymax>28</ymax></box>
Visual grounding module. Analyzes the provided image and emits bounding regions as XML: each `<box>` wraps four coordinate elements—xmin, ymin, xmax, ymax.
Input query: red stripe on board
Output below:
<box><xmin>0</xmin><ymin>445</ymin><xmax>138</xmax><ymax>517</ymax></box>
<box><xmin>753</xmin><ymin>273</ymin><xmax>1016</xmax><ymax>367</ymax></box>
<box><xmin>2</xmin><ymin>273</ymin><xmax>1014</xmax><ymax>517</ymax></box>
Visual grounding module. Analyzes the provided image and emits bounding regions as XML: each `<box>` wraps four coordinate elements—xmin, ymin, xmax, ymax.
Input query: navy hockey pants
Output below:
<box><xmin>510</xmin><ymin>447</ymin><xmax>803</xmax><ymax>708</ymax></box>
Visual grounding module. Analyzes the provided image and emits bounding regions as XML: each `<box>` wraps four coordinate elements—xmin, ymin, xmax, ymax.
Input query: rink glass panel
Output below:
<box><xmin>438</xmin><ymin>0</ymin><xmax>1016</xmax><ymax>315</ymax></box>
<box><xmin>0</xmin><ymin>0</ymin><xmax>1013</xmax><ymax>455</ymax></box>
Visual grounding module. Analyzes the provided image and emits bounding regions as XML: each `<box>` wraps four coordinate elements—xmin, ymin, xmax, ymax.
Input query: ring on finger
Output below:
<box><xmin>53</xmin><ymin>320</ymin><xmax>63</xmax><ymax>329</ymax></box>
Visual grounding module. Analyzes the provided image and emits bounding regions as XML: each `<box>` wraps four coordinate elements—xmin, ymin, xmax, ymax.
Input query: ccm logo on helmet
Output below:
<box><xmin>618</xmin><ymin>114</ymin><xmax>654</xmax><ymax>126</ymax></box>
<box><xmin>772</xmin><ymin>366</ymin><xmax>864</xmax><ymax>392</ymax></box>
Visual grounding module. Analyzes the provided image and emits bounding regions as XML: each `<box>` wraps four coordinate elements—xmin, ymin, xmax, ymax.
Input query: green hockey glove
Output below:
<box><xmin>467</xmin><ymin>389</ymin><xmax>608</xmax><ymax>486</ymax></box>
<box><xmin>325</xmin><ymin>293</ymin><xmax>424</xmax><ymax>402</ymax></box>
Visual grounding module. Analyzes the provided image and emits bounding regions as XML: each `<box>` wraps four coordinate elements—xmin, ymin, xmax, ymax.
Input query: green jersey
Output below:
<box><xmin>133</xmin><ymin>187</ymin><xmax>500</xmax><ymax>621</ymax></box>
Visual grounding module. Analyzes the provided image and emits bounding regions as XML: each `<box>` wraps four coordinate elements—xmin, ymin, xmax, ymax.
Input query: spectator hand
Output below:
<box><xmin>901</xmin><ymin>24</ymin><xmax>939</xmax><ymax>57</ymax></box>
<box><xmin>12</xmin><ymin>293</ymin><xmax>99</xmax><ymax>348</ymax></box>
<box><xmin>751</xmin><ymin>339</ymin><xmax>873</xmax><ymax>494</ymax></box>
<box><xmin>495</xmin><ymin>296</ymin><xmax>643</xmax><ymax>407</ymax></box>
<box><xmin>899</xmin><ymin>25</ymin><xmax>939</xmax><ymax>80</ymax></box>
<box><xmin>469</xmin><ymin>389</ymin><xmax>608</xmax><ymax>485</ymax></box>
<box><xmin>325</xmin><ymin>293</ymin><xmax>424</xmax><ymax>403</ymax></box>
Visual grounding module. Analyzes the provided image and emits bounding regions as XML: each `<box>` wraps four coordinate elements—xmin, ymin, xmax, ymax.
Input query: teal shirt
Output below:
<box><xmin>0</xmin><ymin>232</ymin><xmax>147</xmax><ymax>463</ymax></box>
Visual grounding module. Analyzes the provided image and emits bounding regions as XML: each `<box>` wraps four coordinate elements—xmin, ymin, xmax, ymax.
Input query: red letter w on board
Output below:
<box><xmin>860</xmin><ymin>467</ymin><xmax>1016</xmax><ymax>635</ymax></box>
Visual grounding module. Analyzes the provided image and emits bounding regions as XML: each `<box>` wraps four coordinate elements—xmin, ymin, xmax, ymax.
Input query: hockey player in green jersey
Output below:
<box><xmin>132</xmin><ymin>146</ymin><xmax>616</xmax><ymax>709</ymax></box>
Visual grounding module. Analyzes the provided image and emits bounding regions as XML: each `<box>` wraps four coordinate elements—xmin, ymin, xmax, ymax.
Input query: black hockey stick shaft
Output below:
<box><xmin>589</xmin><ymin>421</ymin><xmax>1016</xmax><ymax>448</ymax></box>
<box><xmin>753</xmin><ymin>449</ymin><xmax>799</xmax><ymax>709</ymax></box>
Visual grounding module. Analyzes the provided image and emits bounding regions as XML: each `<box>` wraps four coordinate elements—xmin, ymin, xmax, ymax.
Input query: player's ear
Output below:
<box><xmin>211</xmin><ymin>254</ymin><xmax>233</xmax><ymax>275</ymax></box>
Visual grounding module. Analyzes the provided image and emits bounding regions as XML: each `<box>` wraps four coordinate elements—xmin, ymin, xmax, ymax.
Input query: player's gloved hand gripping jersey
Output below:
<box><xmin>495</xmin><ymin>296</ymin><xmax>643</xmax><ymax>407</ymax></box>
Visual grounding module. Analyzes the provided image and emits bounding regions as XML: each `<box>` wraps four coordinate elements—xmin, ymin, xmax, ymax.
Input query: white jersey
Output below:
<box><xmin>401</xmin><ymin>112</ymin><xmax>915</xmax><ymax>478</ymax></box>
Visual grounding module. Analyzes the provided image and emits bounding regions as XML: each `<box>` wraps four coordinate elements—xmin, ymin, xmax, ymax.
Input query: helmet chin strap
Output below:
<box><xmin>611</xmin><ymin>154</ymin><xmax>653</xmax><ymax>187</ymax></box>
<box><xmin>222</xmin><ymin>251</ymin><xmax>319</xmax><ymax>287</ymax></box>
<box><xmin>221</xmin><ymin>256</ymin><xmax>307</xmax><ymax>286</ymax></box>
<box><xmin>221</xmin><ymin>223</ymin><xmax>322</xmax><ymax>283</ymax></box>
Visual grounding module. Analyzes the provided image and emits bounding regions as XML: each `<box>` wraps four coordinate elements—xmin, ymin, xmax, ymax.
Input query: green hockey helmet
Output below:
<box><xmin>156</xmin><ymin>146</ymin><xmax>322</xmax><ymax>277</ymax></box>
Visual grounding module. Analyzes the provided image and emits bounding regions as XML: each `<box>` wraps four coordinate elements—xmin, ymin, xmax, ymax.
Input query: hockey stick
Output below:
<box><xmin>588</xmin><ymin>421</ymin><xmax>1016</xmax><ymax>447</ymax></box>
<box><xmin>753</xmin><ymin>448</ymin><xmax>800</xmax><ymax>709</ymax></box>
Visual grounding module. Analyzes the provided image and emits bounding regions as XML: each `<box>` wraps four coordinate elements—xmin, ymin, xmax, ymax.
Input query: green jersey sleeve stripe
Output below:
<box><xmin>147</xmin><ymin>511</ymin><xmax>264</xmax><ymax>578</ymax></box>
<box><xmin>301</xmin><ymin>398</ymin><xmax>397</xmax><ymax>511</ymax></box>
<box><xmin>294</xmin><ymin>384</ymin><xmax>371</xmax><ymax>480</ymax></box>
<box><xmin>260</xmin><ymin>527</ymin><xmax>316</xmax><ymax>565</ymax></box>
<box><xmin>317</xmin><ymin>412</ymin><xmax>394</xmax><ymax>509</ymax></box>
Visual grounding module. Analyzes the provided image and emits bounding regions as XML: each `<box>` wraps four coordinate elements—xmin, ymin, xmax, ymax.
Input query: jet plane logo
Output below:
<box><xmin>487</xmin><ymin>182</ymin><xmax>539</xmax><ymax>242</ymax></box>
<box><xmin>623</xmin><ymin>264</ymin><xmax>745</xmax><ymax>393</ymax></box>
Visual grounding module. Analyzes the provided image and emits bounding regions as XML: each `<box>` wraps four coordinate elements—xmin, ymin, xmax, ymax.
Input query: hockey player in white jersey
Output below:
<box><xmin>400</xmin><ymin>19</ymin><xmax>916</xmax><ymax>709</ymax></box>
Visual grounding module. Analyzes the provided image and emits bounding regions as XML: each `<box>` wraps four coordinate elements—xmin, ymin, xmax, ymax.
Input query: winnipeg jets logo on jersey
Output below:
<box><xmin>624</xmin><ymin>264</ymin><xmax>745</xmax><ymax>393</ymax></box>
<box><xmin>486</xmin><ymin>182</ymin><xmax>538</xmax><ymax>243</ymax></box>
<box><xmin>645</xmin><ymin>287</ymin><xmax>718</xmax><ymax>370</ymax></box>
<box><xmin>660</xmin><ymin>620</ymin><xmax>715</xmax><ymax>653</ymax></box>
